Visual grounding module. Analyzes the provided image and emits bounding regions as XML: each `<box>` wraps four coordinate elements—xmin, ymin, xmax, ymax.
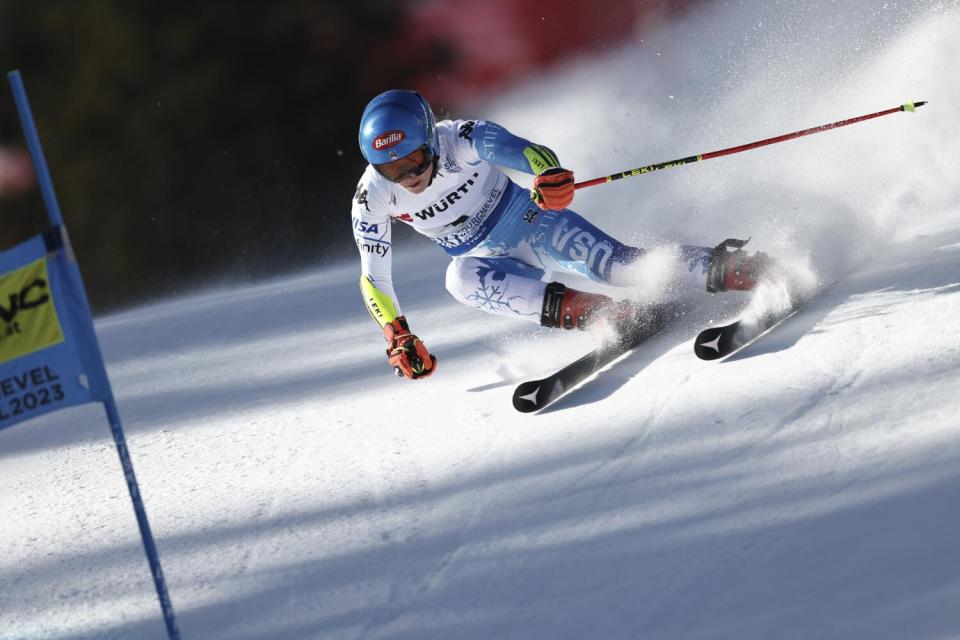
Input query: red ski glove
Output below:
<box><xmin>382</xmin><ymin>316</ymin><xmax>436</xmax><ymax>379</ymax></box>
<box><xmin>531</xmin><ymin>167</ymin><xmax>575</xmax><ymax>210</ymax></box>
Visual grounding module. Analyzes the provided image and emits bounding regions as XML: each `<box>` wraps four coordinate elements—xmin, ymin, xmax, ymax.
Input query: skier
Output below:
<box><xmin>352</xmin><ymin>90</ymin><xmax>771</xmax><ymax>379</ymax></box>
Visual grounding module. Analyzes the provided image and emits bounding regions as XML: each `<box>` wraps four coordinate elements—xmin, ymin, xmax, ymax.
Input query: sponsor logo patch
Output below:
<box><xmin>458</xmin><ymin>120</ymin><xmax>476</xmax><ymax>140</ymax></box>
<box><xmin>352</xmin><ymin>217</ymin><xmax>380</xmax><ymax>234</ymax></box>
<box><xmin>372</xmin><ymin>130</ymin><xmax>405</xmax><ymax>150</ymax></box>
<box><xmin>355</xmin><ymin>239</ymin><xmax>390</xmax><ymax>257</ymax></box>
<box><xmin>0</xmin><ymin>258</ymin><xmax>65</xmax><ymax>363</ymax></box>
<box><xmin>413</xmin><ymin>172</ymin><xmax>480</xmax><ymax>221</ymax></box>
<box><xmin>354</xmin><ymin>184</ymin><xmax>370</xmax><ymax>211</ymax></box>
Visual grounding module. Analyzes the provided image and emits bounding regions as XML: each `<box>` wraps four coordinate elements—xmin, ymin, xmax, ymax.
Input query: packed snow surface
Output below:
<box><xmin>3</xmin><ymin>1</ymin><xmax>960</xmax><ymax>638</ymax></box>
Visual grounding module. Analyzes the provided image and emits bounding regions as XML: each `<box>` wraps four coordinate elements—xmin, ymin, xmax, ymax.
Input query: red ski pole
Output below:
<box><xmin>575</xmin><ymin>100</ymin><xmax>927</xmax><ymax>190</ymax></box>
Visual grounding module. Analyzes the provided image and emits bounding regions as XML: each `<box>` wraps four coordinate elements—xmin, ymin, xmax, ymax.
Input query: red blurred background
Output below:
<box><xmin>368</xmin><ymin>0</ymin><xmax>701</xmax><ymax>106</ymax></box>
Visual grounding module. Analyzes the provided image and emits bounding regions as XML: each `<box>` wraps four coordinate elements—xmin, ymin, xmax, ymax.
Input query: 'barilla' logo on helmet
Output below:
<box><xmin>373</xmin><ymin>130</ymin><xmax>405</xmax><ymax>150</ymax></box>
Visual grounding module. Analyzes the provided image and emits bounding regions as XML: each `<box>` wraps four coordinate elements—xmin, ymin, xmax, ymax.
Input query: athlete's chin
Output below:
<box><xmin>400</xmin><ymin>175</ymin><xmax>429</xmax><ymax>194</ymax></box>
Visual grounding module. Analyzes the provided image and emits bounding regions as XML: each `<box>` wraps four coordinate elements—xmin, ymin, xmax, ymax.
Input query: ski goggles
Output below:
<box><xmin>374</xmin><ymin>145</ymin><xmax>435</xmax><ymax>183</ymax></box>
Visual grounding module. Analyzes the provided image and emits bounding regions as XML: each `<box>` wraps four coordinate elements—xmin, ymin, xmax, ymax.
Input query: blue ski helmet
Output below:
<box><xmin>358</xmin><ymin>90</ymin><xmax>439</xmax><ymax>165</ymax></box>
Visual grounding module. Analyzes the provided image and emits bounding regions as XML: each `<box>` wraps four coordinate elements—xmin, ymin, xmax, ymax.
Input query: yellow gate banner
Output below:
<box><xmin>0</xmin><ymin>229</ymin><xmax>109</xmax><ymax>429</ymax></box>
<box><xmin>0</xmin><ymin>257</ymin><xmax>65</xmax><ymax>363</ymax></box>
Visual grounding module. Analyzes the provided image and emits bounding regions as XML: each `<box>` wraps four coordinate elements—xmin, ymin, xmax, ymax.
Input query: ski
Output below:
<box><xmin>694</xmin><ymin>296</ymin><xmax>807</xmax><ymax>360</ymax></box>
<box><xmin>513</xmin><ymin>304</ymin><xmax>672</xmax><ymax>413</ymax></box>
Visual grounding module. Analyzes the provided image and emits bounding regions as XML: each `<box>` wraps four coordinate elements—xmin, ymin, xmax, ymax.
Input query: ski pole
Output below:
<box><xmin>575</xmin><ymin>100</ymin><xmax>927</xmax><ymax>190</ymax></box>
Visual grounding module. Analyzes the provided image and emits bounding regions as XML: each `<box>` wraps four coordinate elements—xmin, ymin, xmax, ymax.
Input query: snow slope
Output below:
<box><xmin>3</xmin><ymin>1</ymin><xmax>960</xmax><ymax>638</ymax></box>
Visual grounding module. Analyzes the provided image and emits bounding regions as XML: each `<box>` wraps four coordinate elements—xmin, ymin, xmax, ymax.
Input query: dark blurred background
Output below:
<box><xmin>1</xmin><ymin>0</ymin><xmax>698</xmax><ymax>312</ymax></box>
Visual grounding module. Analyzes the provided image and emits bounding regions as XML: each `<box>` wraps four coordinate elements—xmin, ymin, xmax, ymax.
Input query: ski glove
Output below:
<box><xmin>382</xmin><ymin>316</ymin><xmax>437</xmax><ymax>379</ymax></box>
<box><xmin>531</xmin><ymin>167</ymin><xmax>575</xmax><ymax>210</ymax></box>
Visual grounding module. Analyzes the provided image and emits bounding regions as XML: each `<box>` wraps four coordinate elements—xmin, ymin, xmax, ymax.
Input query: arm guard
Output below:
<box><xmin>360</xmin><ymin>274</ymin><xmax>401</xmax><ymax>328</ymax></box>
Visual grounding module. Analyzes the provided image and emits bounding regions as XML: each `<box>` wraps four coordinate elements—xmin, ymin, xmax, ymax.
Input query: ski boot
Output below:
<box><xmin>541</xmin><ymin>282</ymin><xmax>623</xmax><ymax>330</ymax></box>
<box><xmin>540</xmin><ymin>282</ymin><xmax>663</xmax><ymax>344</ymax></box>
<box><xmin>706</xmin><ymin>238</ymin><xmax>776</xmax><ymax>292</ymax></box>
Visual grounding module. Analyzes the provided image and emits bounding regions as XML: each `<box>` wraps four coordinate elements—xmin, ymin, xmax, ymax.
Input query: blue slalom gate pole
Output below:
<box><xmin>7</xmin><ymin>71</ymin><xmax>64</xmax><ymax>227</ymax></box>
<box><xmin>6</xmin><ymin>69</ymin><xmax>181</xmax><ymax>640</ymax></box>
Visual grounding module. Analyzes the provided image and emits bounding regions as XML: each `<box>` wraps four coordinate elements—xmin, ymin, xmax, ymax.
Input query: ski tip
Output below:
<box><xmin>513</xmin><ymin>380</ymin><xmax>544</xmax><ymax>413</ymax></box>
<box><xmin>694</xmin><ymin>328</ymin><xmax>727</xmax><ymax>360</ymax></box>
<box><xmin>694</xmin><ymin>321</ymin><xmax>740</xmax><ymax>361</ymax></box>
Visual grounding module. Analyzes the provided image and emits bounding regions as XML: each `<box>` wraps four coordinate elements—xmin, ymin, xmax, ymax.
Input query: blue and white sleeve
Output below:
<box><xmin>351</xmin><ymin>173</ymin><xmax>402</xmax><ymax>328</ymax></box>
<box><xmin>452</xmin><ymin>119</ymin><xmax>561</xmax><ymax>176</ymax></box>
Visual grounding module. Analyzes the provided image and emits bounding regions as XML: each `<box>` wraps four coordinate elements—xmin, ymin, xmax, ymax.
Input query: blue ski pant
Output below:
<box><xmin>443</xmin><ymin>181</ymin><xmax>713</xmax><ymax>324</ymax></box>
